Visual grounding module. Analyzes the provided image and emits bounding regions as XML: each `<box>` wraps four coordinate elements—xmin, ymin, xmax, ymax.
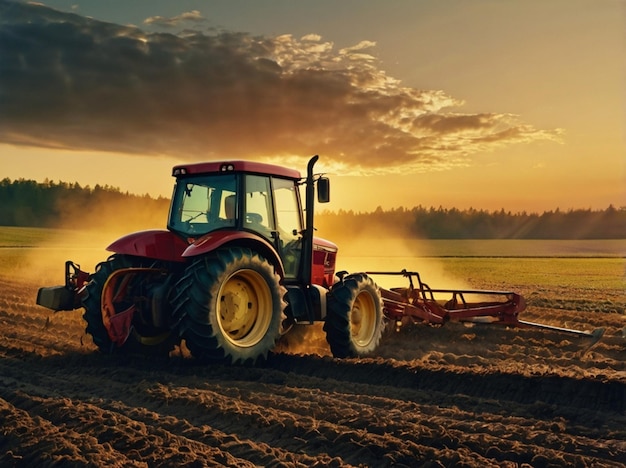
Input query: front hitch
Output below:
<box><xmin>36</xmin><ymin>261</ymin><xmax>90</xmax><ymax>311</ymax></box>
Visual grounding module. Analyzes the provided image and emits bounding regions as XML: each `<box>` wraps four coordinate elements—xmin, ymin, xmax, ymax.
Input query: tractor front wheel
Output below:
<box><xmin>324</xmin><ymin>273</ymin><xmax>385</xmax><ymax>358</ymax></box>
<box><xmin>172</xmin><ymin>248</ymin><xmax>286</xmax><ymax>364</ymax></box>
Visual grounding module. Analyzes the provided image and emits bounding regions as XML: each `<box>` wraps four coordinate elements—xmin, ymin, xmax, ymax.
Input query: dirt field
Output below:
<box><xmin>1</xmin><ymin>267</ymin><xmax>625</xmax><ymax>467</ymax></box>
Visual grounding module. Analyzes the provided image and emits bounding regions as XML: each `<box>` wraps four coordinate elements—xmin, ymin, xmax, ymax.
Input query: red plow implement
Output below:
<box><xmin>371</xmin><ymin>270</ymin><xmax>604</xmax><ymax>343</ymax></box>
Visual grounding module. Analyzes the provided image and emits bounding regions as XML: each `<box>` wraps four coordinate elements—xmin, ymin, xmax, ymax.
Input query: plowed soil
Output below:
<box><xmin>1</xmin><ymin>274</ymin><xmax>625</xmax><ymax>467</ymax></box>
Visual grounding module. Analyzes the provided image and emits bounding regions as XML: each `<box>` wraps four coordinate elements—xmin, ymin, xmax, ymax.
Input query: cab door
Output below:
<box><xmin>243</xmin><ymin>175</ymin><xmax>303</xmax><ymax>280</ymax></box>
<box><xmin>271</xmin><ymin>177</ymin><xmax>303</xmax><ymax>279</ymax></box>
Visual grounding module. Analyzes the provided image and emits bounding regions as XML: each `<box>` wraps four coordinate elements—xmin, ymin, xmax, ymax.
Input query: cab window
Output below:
<box><xmin>244</xmin><ymin>175</ymin><xmax>273</xmax><ymax>237</ymax></box>
<box><xmin>168</xmin><ymin>174</ymin><xmax>237</xmax><ymax>236</ymax></box>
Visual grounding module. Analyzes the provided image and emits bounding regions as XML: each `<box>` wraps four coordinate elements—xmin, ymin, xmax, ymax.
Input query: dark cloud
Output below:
<box><xmin>0</xmin><ymin>0</ymin><xmax>561</xmax><ymax>174</ymax></box>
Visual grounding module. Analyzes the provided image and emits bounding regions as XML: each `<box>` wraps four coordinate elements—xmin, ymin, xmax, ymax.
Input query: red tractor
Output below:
<box><xmin>37</xmin><ymin>156</ymin><xmax>602</xmax><ymax>363</ymax></box>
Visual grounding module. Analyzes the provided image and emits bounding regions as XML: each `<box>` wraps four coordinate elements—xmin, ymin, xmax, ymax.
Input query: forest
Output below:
<box><xmin>1</xmin><ymin>177</ymin><xmax>624</xmax><ymax>239</ymax></box>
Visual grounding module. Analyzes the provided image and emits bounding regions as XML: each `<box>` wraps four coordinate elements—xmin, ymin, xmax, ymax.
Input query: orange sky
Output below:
<box><xmin>0</xmin><ymin>0</ymin><xmax>624</xmax><ymax>213</ymax></box>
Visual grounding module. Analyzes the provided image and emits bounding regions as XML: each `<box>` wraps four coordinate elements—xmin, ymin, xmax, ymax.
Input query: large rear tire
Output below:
<box><xmin>324</xmin><ymin>273</ymin><xmax>385</xmax><ymax>358</ymax></box>
<box><xmin>172</xmin><ymin>247</ymin><xmax>286</xmax><ymax>365</ymax></box>
<box><xmin>82</xmin><ymin>254</ymin><xmax>176</xmax><ymax>356</ymax></box>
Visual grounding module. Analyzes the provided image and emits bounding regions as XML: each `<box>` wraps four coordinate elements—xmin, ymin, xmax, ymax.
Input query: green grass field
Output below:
<box><xmin>0</xmin><ymin>227</ymin><xmax>112</xmax><ymax>281</ymax></box>
<box><xmin>439</xmin><ymin>257</ymin><xmax>625</xmax><ymax>290</ymax></box>
<box><xmin>0</xmin><ymin>226</ymin><xmax>59</xmax><ymax>246</ymax></box>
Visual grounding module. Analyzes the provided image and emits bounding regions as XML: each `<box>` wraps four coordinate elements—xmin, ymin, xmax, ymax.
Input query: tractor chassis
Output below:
<box><xmin>37</xmin><ymin>263</ymin><xmax>605</xmax><ymax>349</ymax></box>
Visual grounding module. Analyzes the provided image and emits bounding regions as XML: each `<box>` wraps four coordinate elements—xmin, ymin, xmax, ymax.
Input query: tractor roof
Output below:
<box><xmin>172</xmin><ymin>160</ymin><xmax>301</xmax><ymax>180</ymax></box>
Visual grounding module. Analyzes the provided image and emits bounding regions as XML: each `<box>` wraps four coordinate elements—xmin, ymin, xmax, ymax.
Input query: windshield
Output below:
<box><xmin>167</xmin><ymin>174</ymin><xmax>237</xmax><ymax>237</ymax></box>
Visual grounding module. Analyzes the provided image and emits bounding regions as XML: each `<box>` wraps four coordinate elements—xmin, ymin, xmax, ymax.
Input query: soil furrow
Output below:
<box><xmin>1</xmin><ymin>274</ymin><xmax>625</xmax><ymax>466</ymax></box>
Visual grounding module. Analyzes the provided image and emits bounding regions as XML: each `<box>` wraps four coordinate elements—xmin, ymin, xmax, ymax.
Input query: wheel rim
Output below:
<box><xmin>217</xmin><ymin>269</ymin><xmax>273</xmax><ymax>348</ymax></box>
<box><xmin>350</xmin><ymin>290</ymin><xmax>377</xmax><ymax>347</ymax></box>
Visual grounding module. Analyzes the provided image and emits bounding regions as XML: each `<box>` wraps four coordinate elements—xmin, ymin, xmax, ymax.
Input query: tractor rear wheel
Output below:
<box><xmin>324</xmin><ymin>273</ymin><xmax>385</xmax><ymax>358</ymax></box>
<box><xmin>172</xmin><ymin>247</ymin><xmax>286</xmax><ymax>364</ymax></box>
<box><xmin>82</xmin><ymin>254</ymin><xmax>176</xmax><ymax>356</ymax></box>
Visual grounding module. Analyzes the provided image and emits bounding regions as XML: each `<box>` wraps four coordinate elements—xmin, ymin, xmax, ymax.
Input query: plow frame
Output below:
<box><xmin>368</xmin><ymin>270</ymin><xmax>604</xmax><ymax>341</ymax></box>
<box><xmin>370</xmin><ymin>270</ymin><xmax>524</xmax><ymax>326</ymax></box>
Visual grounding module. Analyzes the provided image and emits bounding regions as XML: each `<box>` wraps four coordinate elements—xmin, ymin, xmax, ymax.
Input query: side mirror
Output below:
<box><xmin>317</xmin><ymin>177</ymin><xmax>330</xmax><ymax>203</ymax></box>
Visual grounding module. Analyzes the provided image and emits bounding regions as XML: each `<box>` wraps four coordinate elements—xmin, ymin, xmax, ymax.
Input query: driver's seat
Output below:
<box><xmin>224</xmin><ymin>195</ymin><xmax>236</xmax><ymax>221</ymax></box>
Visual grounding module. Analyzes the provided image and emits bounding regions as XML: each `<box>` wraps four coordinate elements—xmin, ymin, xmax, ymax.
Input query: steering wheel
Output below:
<box><xmin>246</xmin><ymin>213</ymin><xmax>263</xmax><ymax>224</ymax></box>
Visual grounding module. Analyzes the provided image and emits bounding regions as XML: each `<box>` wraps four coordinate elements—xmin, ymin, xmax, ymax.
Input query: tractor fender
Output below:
<box><xmin>106</xmin><ymin>230</ymin><xmax>189</xmax><ymax>263</ymax></box>
<box><xmin>183</xmin><ymin>231</ymin><xmax>285</xmax><ymax>278</ymax></box>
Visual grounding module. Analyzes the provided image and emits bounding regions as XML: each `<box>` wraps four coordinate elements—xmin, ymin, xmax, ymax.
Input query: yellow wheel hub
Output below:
<box><xmin>351</xmin><ymin>291</ymin><xmax>377</xmax><ymax>347</ymax></box>
<box><xmin>218</xmin><ymin>269</ymin><xmax>272</xmax><ymax>347</ymax></box>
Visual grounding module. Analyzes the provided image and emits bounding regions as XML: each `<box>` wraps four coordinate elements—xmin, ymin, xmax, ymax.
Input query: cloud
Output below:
<box><xmin>143</xmin><ymin>10</ymin><xmax>205</xmax><ymax>28</ymax></box>
<box><xmin>0</xmin><ymin>0</ymin><xmax>562</xmax><ymax>174</ymax></box>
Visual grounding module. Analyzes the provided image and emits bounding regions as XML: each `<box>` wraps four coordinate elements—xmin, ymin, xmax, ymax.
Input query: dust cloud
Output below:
<box><xmin>334</xmin><ymin>236</ymin><xmax>470</xmax><ymax>291</ymax></box>
<box><xmin>25</xmin><ymin>191</ymin><xmax>469</xmax><ymax>300</ymax></box>
<box><xmin>275</xmin><ymin>323</ymin><xmax>331</xmax><ymax>357</ymax></box>
<box><xmin>22</xmin><ymin>196</ymin><xmax>170</xmax><ymax>285</ymax></box>
<box><xmin>315</xmin><ymin>216</ymin><xmax>470</xmax><ymax>291</ymax></box>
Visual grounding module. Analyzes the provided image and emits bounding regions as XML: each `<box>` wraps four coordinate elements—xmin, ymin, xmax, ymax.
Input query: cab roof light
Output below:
<box><xmin>172</xmin><ymin>167</ymin><xmax>187</xmax><ymax>176</ymax></box>
<box><xmin>220</xmin><ymin>163</ymin><xmax>235</xmax><ymax>172</ymax></box>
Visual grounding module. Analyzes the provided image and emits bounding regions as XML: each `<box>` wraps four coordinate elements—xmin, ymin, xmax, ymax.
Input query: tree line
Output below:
<box><xmin>317</xmin><ymin>205</ymin><xmax>626</xmax><ymax>239</ymax></box>
<box><xmin>0</xmin><ymin>178</ymin><xmax>168</xmax><ymax>232</ymax></box>
<box><xmin>1</xmin><ymin>178</ymin><xmax>625</xmax><ymax>239</ymax></box>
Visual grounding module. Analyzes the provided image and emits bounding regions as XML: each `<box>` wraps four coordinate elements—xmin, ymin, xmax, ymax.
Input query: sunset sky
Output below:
<box><xmin>0</xmin><ymin>0</ymin><xmax>624</xmax><ymax>213</ymax></box>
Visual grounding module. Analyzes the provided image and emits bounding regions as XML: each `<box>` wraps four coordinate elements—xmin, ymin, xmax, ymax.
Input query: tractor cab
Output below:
<box><xmin>167</xmin><ymin>160</ymin><xmax>331</xmax><ymax>282</ymax></box>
